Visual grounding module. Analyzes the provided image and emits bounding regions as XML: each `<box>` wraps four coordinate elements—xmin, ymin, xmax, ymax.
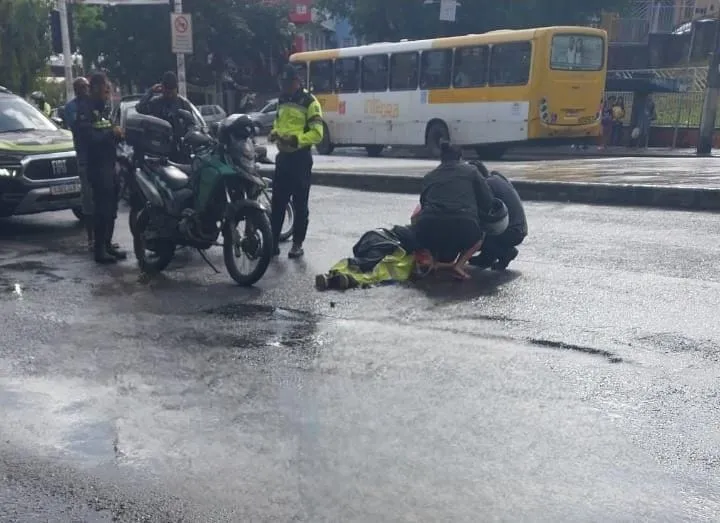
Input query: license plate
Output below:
<box><xmin>579</xmin><ymin>116</ymin><xmax>595</xmax><ymax>125</ymax></box>
<box><xmin>50</xmin><ymin>182</ymin><xmax>81</xmax><ymax>195</ymax></box>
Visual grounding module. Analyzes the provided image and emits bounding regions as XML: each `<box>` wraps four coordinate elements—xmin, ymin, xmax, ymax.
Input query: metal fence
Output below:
<box><xmin>605</xmin><ymin>90</ymin><xmax>718</xmax><ymax>128</ymax></box>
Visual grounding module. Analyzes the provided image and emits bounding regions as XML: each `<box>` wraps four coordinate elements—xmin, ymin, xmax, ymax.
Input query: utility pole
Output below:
<box><xmin>696</xmin><ymin>49</ymin><xmax>720</xmax><ymax>155</ymax></box>
<box><xmin>174</xmin><ymin>0</ymin><xmax>187</xmax><ymax>98</ymax></box>
<box><xmin>58</xmin><ymin>0</ymin><xmax>74</xmax><ymax>100</ymax></box>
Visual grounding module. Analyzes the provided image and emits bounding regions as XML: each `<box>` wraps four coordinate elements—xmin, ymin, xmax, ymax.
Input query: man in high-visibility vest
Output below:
<box><xmin>268</xmin><ymin>64</ymin><xmax>324</xmax><ymax>259</ymax></box>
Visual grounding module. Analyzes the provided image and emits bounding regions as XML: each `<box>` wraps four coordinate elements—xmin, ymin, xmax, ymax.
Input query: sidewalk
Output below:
<box><xmin>505</xmin><ymin>145</ymin><xmax>715</xmax><ymax>159</ymax></box>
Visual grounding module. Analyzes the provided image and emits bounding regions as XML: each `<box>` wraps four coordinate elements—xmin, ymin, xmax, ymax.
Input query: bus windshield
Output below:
<box><xmin>550</xmin><ymin>34</ymin><xmax>604</xmax><ymax>71</ymax></box>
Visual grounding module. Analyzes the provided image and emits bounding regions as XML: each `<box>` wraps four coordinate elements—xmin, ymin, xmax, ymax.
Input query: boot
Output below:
<box><xmin>94</xmin><ymin>219</ymin><xmax>116</xmax><ymax>264</ymax></box>
<box><xmin>85</xmin><ymin>215</ymin><xmax>94</xmax><ymax>252</ymax></box>
<box><xmin>105</xmin><ymin>219</ymin><xmax>127</xmax><ymax>260</ymax></box>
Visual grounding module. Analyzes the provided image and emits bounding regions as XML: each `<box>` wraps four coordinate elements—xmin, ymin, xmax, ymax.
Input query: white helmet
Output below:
<box><xmin>480</xmin><ymin>198</ymin><xmax>509</xmax><ymax>236</ymax></box>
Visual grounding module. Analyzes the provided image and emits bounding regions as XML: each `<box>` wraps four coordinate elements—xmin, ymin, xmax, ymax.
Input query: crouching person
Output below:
<box><xmin>468</xmin><ymin>161</ymin><xmax>527</xmax><ymax>270</ymax></box>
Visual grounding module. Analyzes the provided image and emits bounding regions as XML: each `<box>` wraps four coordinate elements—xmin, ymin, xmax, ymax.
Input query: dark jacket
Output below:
<box><xmin>349</xmin><ymin>226</ymin><xmax>418</xmax><ymax>272</ymax></box>
<box><xmin>420</xmin><ymin>160</ymin><xmax>494</xmax><ymax>219</ymax></box>
<box><xmin>73</xmin><ymin>97</ymin><xmax>116</xmax><ymax>173</ymax></box>
<box><xmin>487</xmin><ymin>171</ymin><xmax>527</xmax><ymax>236</ymax></box>
<box><xmin>136</xmin><ymin>89</ymin><xmax>195</xmax><ymax>129</ymax></box>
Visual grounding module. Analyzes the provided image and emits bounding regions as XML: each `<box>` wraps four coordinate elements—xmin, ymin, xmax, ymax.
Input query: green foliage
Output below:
<box><xmin>315</xmin><ymin>0</ymin><xmax>631</xmax><ymax>42</ymax></box>
<box><xmin>0</xmin><ymin>0</ymin><xmax>52</xmax><ymax>95</ymax></box>
<box><xmin>74</xmin><ymin>0</ymin><xmax>294</xmax><ymax>91</ymax></box>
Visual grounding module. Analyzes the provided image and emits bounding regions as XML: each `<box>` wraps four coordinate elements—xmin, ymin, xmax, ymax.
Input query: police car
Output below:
<box><xmin>0</xmin><ymin>86</ymin><xmax>83</xmax><ymax>219</ymax></box>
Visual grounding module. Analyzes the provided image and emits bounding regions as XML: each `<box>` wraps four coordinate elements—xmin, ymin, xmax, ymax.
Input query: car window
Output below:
<box><xmin>262</xmin><ymin>102</ymin><xmax>277</xmax><ymax>113</ymax></box>
<box><xmin>200</xmin><ymin>106</ymin><xmax>212</xmax><ymax>116</ymax></box>
<box><xmin>0</xmin><ymin>96</ymin><xmax>57</xmax><ymax>132</ymax></box>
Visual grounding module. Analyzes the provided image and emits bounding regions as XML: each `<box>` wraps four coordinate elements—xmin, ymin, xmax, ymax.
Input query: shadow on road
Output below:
<box><xmin>413</xmin><ymin>269</ymin><xmax>521</xmax><ymax>303</ymax></box>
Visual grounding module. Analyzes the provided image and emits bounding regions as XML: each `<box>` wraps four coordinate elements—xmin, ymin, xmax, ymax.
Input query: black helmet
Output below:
<box><xmin>30</xmin><ymin>91</ymin><xmax>45</xmax><ymax>102</ymax></box>
<box><xmin>217</xmin><ymin>114</ymin><xmax>255</xmax><ymax>144</ymax></box>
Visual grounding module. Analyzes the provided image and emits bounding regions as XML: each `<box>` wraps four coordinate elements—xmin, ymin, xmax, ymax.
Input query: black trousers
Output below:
<box><xmin>476</xmin><ymin>227</ymin><xmax>525</xmax><ymax>261</ymax></box>
<box><xmin>414</xmin><ymin>212</ymin><xmax>483</xmax><ymax>263</ymax></box>
<box><xmin>271</xmin><ymin>148</ymin><xmax>312</xmax><ymax>246</ymax></box>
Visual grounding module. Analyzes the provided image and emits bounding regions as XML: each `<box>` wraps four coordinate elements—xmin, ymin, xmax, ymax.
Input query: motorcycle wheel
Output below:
<box><xmin>133</xmin><ymin>208</ymin><xmax>175</xmax><ymax>274</ymax></box>
<box><xmin>223</xmin><ymin>206</ymin><xmax>272</xmax><ymax>287</ymax></box>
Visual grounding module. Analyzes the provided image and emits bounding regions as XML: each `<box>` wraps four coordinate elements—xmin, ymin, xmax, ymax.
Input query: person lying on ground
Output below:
<box><xmin>467</xmin><ymin>160</ymin><xmax>527</xmax><ymax>270</ymax></box>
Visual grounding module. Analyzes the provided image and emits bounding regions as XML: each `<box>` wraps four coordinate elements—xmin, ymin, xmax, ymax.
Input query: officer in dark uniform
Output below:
<box><xmin>269</xmin><ymin>64</ymin><xmax>324</xmax><ymax>259</ymax></box>
<box><xmin>75</xmin><ymin>72</ymin><xmax>126</xmax><ymax>264</ymax></box>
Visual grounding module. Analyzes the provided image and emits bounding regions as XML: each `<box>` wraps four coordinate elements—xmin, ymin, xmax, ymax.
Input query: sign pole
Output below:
<box><xmin>174</xmin><ymin>0</ymin><xmax>187</xmax><ymax>98</ymax></box>
<box><xmin>58</xmin><ymin>0</ymin><xmax>74</xmax><ymax>100</ymax></box>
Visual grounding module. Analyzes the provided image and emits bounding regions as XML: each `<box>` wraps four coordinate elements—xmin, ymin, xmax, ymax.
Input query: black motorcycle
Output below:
<box><xmin>125</xmin><ymin>111</ymin><xmax>273</xmax><ymax>286</ymax></box>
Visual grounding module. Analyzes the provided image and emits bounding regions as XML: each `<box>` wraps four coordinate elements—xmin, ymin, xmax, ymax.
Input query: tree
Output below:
<box><xmin>0</xmin><ymin>0</ymin><xmax>52</xmax><ymax>95</ymax></box>
<box><xmin>74</xmin><ymin>0</ymin><xmax>294</xmax><ymax>93</ymax></box>
<box><xmin>315</xmin><ymin>0</ymin><xmax>631</xmax><ymax>43</ymax></box>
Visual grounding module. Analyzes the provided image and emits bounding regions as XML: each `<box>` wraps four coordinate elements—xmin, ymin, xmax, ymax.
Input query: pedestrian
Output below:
<box><xmin>75</xmin><ymin>72</ymin><xmax>126</xmax><ymax>264</ymax></box>
<box><xmin>467</xmin><ymin>161</ymin><xmax>528</xmax><ymax>270</ymax></box>
<box><xmin>599</xmin><ymin>95</ymin><xmax>614</xmax><ymax>150</ymax></box>
<box><xmin>640</xmin><ymin>94</ymin><xmax>657</xmax><ymax>148</ymax></box>
<box><xmin>30</xmin><ymin>91</ymin><xmax>52</xmax><ymax>117</ymax></box>
<box><xmin>136</xmin><ymin>71</ymin><xmax>197</xmax><ymax>162</ymax></box>
<box><xmin>611</xmin><ymin>96</ymin><xmax>625</xmax><ymax>146</ymax></box>
<box><xmin>268</xmin><ymin>64</ymin><xmax>324</xmax><ymax>259</ymax></box>
<box><xmin>66</xmin><ymin>77</ymin><xmax>96</xmax><ymax>249</ymax></box>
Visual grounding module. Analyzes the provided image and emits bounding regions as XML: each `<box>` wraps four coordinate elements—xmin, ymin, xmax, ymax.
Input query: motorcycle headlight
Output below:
<box><xmin>0</xmin><ymin>167</ymin><xmax>18</xmax><ymax>177</ymax></box>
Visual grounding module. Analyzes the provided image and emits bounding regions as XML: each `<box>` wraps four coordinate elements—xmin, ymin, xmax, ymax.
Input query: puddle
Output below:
<box><xmin>205</xmin><ymin>302</ymin><xmax>316</xmax><ymax>322</ymax></box>
<box><xmin>527</xmin><ymin>338</ymin><xmax>624</xmax><ymax>363</ymax></box>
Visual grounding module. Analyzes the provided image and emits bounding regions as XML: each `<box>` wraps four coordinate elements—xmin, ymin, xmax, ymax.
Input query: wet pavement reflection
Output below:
<box><xmin>1</xmin><ymin>188</ymin><xmax>720</xmax><ymax>520</ymax></box>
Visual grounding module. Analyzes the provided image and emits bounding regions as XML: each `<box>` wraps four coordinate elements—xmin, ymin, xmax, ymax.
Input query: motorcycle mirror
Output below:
<box><xmin>51</xmin><ymin>116</ymin><xmax>64</xmax><ymax>127</ymax></box>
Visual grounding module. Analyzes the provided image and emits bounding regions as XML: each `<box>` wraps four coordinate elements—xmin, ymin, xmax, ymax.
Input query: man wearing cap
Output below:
<box><xmin>268</xmin><ymin>64</ymin><xmax>324</xmax><ymax>259</ymax></box>
<box><xmin>136</xmin><ymin>71</ymin><xmax>196</xmax><ymax>161</ymax></box>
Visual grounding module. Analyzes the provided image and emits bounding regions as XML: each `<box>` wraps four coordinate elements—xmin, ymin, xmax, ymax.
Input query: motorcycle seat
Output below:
<box><xmin>167</xmin><ymin>160</ymin><xmax>193</xmax><ymax>175</ymax></box>
<box><xmin>157</xmin><ymin>165</ymin><xmax>190</xmax><ymax>190</ymax></box>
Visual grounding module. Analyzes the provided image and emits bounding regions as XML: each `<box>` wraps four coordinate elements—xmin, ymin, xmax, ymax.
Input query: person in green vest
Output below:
<box><xmin>30</xmin><ymin>91</ymin><xmax>52</xmax><ymax>117</ymax></box>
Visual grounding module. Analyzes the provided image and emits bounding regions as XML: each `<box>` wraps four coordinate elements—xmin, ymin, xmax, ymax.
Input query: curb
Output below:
<box><xmin>262</xmin><ymin>167</ymin><xmax>720</xmax><ymax>212</ymax></box>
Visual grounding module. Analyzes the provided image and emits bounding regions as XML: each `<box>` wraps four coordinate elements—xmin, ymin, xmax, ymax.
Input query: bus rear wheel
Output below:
<box><xmin>365</xmin><ymin>145</ymin><xmax>384</xmax><ymax>157</ymax></box>
<box><xmin>316</xmin><ymin>122</ymin><xmax>334</xmax><ymax>155</ymax></box>
<box><xmin>425</xmin><ymin>121</ymin><xmax>449</xmax><ymax>158</ymax></box>
<box><xmin>475</xmin><ymin>145</ymin><xmax>507</xmax><ymax>161</ymax></box>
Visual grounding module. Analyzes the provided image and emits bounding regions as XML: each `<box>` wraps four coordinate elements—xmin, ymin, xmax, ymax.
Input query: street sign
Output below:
<box><xmin>171</xmin><ymin>13</ymin><xmax>193</xmax><ymax>54</ymax></box>
<box><xmin>74</xmin><ymin>0</ymin><xmax>169</xmax><ymax>4</ymax></box>
<box><xmin>439</xmin><ymin>0</ymin><xmax>457</xmax><ymax>22</ymax></box>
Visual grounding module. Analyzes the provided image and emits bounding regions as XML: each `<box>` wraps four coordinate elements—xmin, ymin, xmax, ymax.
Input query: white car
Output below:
<box><xmin>199</xmin><ymin>104</ymin><xmax>227</xmax><ymax>126</ymax></box>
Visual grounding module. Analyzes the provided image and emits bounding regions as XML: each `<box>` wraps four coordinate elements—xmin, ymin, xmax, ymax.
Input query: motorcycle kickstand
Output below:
<box><xmin>197</xmin><ymin>248</ymin><xmax>221</xmax><ymax>274</ymax></box>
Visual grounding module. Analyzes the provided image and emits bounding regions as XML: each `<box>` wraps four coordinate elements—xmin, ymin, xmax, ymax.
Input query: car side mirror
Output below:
<box><xmin>51</xmin><ymin>116</ymin><xmax>64</xmax><ymax>127</ymax></box>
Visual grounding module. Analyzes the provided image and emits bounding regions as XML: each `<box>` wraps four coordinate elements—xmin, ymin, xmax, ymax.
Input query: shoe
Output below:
<box><xmin>105</xmin><ymin>220</ymin><xmax>127</xmax><ymax>260</ymax></box>
<box><xmin>93</xmin><ymin>219</ymin><xmax>117</xmax><ymax>264</ymax></box>
<box><xmin>288</xmin><ymin>244</ymin><xmax>304</xmax><ymax>259</ymax></box>
<box><xmin>315</xmin><ymin>274</ymin><xmax>328</xmax><ymax>291</ymax></box>
<box><xmin>491</xmin><ymin>247</ymin><xmax>518</xmax><ymax>271</ymax></box>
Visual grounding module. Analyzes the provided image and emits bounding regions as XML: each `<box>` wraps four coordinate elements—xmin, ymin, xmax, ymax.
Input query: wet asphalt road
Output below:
<box><xmin>1</xmin><ymin>188</ymin><xmax>720</xmax><ymax>521</ymax></box>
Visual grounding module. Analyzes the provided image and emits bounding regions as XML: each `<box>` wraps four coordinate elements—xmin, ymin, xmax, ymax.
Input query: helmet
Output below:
<box><xmin>217</xmin><ymin>114</ymin><xmax>255</xmax><ymax>145</ymax></box>
<box><xmin>479</xmin><ymin>198</ymin><xmax>509</xmax><ymax>236</ymax></box>
<box><xmin>30</xmin><ymin>91</ymin><xmax>45</xmax><ymax>102</ymax></box>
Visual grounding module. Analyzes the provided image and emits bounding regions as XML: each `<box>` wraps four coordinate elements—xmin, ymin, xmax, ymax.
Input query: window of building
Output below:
<box><xmin>335</xmin><ymin>57</ymin><xmax>360</xmax><ymax>92</ymax></box>
<box><xmin>453</xmin><ymin>46</ymin><xmax>488</xmax><ymax>87</ymax></box>
<box><xmin>361</xmin><ymin>54</ymin><xmax>389</xmax><ymax>92</ymax></box>
<box><xmin>390</xmin><ymin>52</ymin><xmax>419</xmax><ymax>91</ymax></box>
<box><xmin>419</xmin><ymin>49</ymin><xmax>452</xmax><ymax>89</ymax></box>
<box><xmin>489</xmin><ymin>42</ymin><xmax>531</xmax><ymax>86</ymax></box>
<box><xmin>309</xmin><ymin>60</ymin><xmax>334</xmax><ymax>93</ymax></box>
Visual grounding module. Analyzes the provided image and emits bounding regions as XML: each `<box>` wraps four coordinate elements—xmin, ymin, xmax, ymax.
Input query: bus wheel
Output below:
<box><xmin>316</xmin><ymin>123</ymin><xmax>334</xmax><ymax>155</ymax></box>
<box><xmin>475</xmin><ymin>145</ymin><xmax>507</xmax><ymax>161</ymax></box>
<box><xmin>425</xmin><ymin>121</ymin><xmax>449</xmax><ymax>157</ymax></box>
<box><xmin>365</xmin><ymin>145</ymin><xmax>384</xmax><ymax>157</ymax></box>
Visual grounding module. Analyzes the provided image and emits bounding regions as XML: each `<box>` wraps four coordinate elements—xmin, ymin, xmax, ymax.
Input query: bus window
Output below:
<box><xmin>489</xmin><ymin>42</ymin><xmax>531</xmax><ymax>87</ymax></box>
<box><xmin>293</xmin><ymin>62</ymin><xmax>308</xmax><ymax>86</ymax></box>
<box><xmin>309</xmin><ymin>60</ymin><xmax>334</xmax><ymax>93</ymax></box>
<box><xmin>390</xmin><ymin>52</ymin><xmax>419</xmax><ymax>91</ymax></box>
<box><xmin>420</xmin><ymin>49</ymin><xmax>452</xmax><ymax>89</ymax></box>
<box><xmin>361</xmin><ymin>54</ymin><xmax>389</xmax><ymax>92</ymax></box>
<box><xmin>550</xmin><ymin>34</ymin><xmax>604</xmax><ymax>71</ymax></box>
<box><xmin>335</xmin><ymin>57</ymin><xmax>360</xmax><ymax>92</ymax></box>
<box><xmin>453</xmin><ymin>46</ymin><xmax>488</xmax><ymax>88</ymax></box>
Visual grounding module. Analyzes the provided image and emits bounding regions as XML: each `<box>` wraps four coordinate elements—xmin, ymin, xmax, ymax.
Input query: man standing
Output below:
<box><xmin>269</xmin><ymin>64</ymin><xmax>324</xmax><ymax>259</ymax></box>
<box><xmin>75</xmin><ymin>72</ymin><xmax>126</xmax><ymax>264</ymax></box>
<box><xmin>66</xmin><ymin>77</ymin><xmax>95</xmax><ymax>249</ymax></box>
<box><xmin>136</xmin><ymin>71</ymin><xmax>196</xmax><ymax>161</ymax></box>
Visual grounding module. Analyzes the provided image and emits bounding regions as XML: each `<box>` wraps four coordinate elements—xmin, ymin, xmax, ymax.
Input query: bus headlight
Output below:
<box><xmin>0</xmin><ymin>168</ymin><xmax>18</xmax><ymax>177</ymax></box>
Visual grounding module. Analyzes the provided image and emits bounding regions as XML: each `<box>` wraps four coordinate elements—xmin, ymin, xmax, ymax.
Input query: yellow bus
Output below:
<box><xmin>290</xmin><ymin>26</ymin><xmax>607</xmax><ymax>159</ymax></box>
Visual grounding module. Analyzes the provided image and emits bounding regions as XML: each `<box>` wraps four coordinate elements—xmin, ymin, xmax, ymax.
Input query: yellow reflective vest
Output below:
<box><xmin>272</xmin><ymin>88</ymin><xmax>323</xmax><ymax>153</ymax></box>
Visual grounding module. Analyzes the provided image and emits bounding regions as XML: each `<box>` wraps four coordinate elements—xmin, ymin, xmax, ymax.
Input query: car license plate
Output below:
<box><xmin>50</xmin><ymin>182</ymin><xmax>81</xmax><ymax>195</ymax></box>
